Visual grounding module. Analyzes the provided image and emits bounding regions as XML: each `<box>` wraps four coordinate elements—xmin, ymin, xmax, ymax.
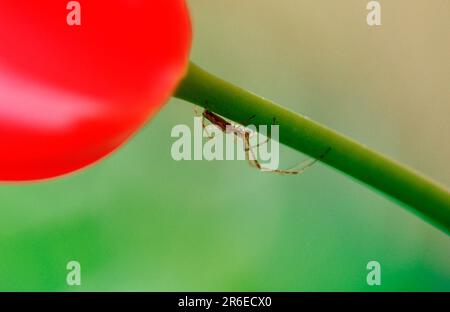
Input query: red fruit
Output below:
<box><xmin>0</xmin><ymin>1</ymin><xmax>191</xmax><ymax>181</ymax></box>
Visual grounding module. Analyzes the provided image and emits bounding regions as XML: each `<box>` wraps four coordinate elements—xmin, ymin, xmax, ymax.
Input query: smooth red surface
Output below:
<box><xmin>0</xmin><ymin>1</ymin><xmax>191</xmax><ymax>181</ymax></box>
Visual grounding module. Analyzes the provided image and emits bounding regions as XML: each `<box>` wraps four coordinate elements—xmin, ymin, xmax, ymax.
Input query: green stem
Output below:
<box><xmin>174</xmin><ymin>62</ymin><xmax>450</xmax><ymax>235</ymax></box>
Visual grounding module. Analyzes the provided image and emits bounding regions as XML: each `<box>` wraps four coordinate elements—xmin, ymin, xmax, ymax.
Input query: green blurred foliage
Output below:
<box><xmin>0</xmin><ymin>0</ymin><xmax>449</xmax><ymax>291</ymax></box>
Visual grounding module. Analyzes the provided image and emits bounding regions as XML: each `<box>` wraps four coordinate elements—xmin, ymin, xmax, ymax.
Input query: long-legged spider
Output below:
<box><xmin>196</xmin><ymin>107</ymin><xmax>330</xmax><ymax>175</ymax></box>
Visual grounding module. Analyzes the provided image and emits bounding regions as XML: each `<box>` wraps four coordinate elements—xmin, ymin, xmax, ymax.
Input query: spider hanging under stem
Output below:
<box><xmin>196</xmin><ymin>106</ymin><xmax>331</xmax><ymax>175</ymax></box>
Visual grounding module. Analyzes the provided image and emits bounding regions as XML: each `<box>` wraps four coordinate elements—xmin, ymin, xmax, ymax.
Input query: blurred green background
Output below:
<box><xmin>0</xmin><ymin>0</ymin><xmax>449</xmax><ymax>291</ymax></box>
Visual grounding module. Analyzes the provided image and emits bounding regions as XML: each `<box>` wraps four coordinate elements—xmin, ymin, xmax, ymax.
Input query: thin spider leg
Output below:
<box><xmin>227</xmin><ymin>128</ymin><xmax>258</xmax><ymax>169</ymax></box>
<box><xmin>246</xmin><ymin>141</ymin><xmax>331</xmax><ymax>175</ymax></box>
<box><xmin>193</xmin><ymin>105</ymin><xmax>202</xmax><ymax>117</ymax></box>
<box><xmin>202</xmin><ymin>117</ymin><xmax>217</xmax><ymax>141</ymax></box>
<box><xmin>244</xmin><ymin>132</ymin><xmax>261</xmax><ymax>170</ymax></box>
<box><xmin>194</xmin><ymin>105</ymin><xmax>213</xmax><ymax>139</ymax></box>
<box><xmin>267</xmin><ymin>158</ymin><xmax>318</xmax><ymax>175</ymax></box>
<box><xmin>202</xmin><ymin>117</ymin><xmax>216</xmax><ymax>140</ymax></box>
<box><xmin>263</xmin><ymin>147</ymin><xmax>332</xmax><ymax>175</ymax></box>
<box><xmin>246</xmin><ymin>123</ymin><xmax>271</xmax><ymax>149</ymax></box>
<box><xmin>251</xmin><ymin>135</ymin><xmax>270</xmax><ymax>149</ymax></box>
<box><xmin>238</xmin><ymin>125</ymin><xmax>315</xmax><ymax>175</ymax></box>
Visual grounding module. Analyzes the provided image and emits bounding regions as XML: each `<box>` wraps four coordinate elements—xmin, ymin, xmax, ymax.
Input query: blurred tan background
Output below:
<box><xmin>190</xmin><ymin>0</ymin><xmax>450</xmax><ymax>185</ymax></box>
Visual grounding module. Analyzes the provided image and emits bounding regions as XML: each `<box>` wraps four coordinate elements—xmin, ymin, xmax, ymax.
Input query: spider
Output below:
<box><xmin>196</xmin><ymin>106</ymin><xmax>330</xmax><ymax>175</ymax></box>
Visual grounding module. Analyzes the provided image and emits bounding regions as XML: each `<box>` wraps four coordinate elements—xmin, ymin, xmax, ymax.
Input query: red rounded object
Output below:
<box><xmin>0</xmin><ymin>0</ymin><xmax>191</xmax><ymax>181</ymax></box>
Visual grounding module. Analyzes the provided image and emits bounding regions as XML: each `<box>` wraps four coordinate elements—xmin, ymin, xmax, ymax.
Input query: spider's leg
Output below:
<box><xmin>251</xmin><ymin>132</ymin><xmax>271</xmax><ymax>149</ymax></box>
<box><xmin>202</xmin><ymin>116</ymin><xmax>218</xmax><ymax>141</ymax></box>
<box><xmin>193</xmin><ymin>105</ymin><xmax>201</xmax><ymax>117</ymax></box>
<box><xmin>247</xmin><ymin>147</ymin><xmax>332</xmax><ymax>175</ymax></box>
<box><xmin>242</xmin><ymin>131</ymin><xmax>262</xmax><ymax>170</ymax></box>
<box><xmin>264</xmin><ymin>147</ymin><xmax>332</xmax><ymax>175</ymax></box>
